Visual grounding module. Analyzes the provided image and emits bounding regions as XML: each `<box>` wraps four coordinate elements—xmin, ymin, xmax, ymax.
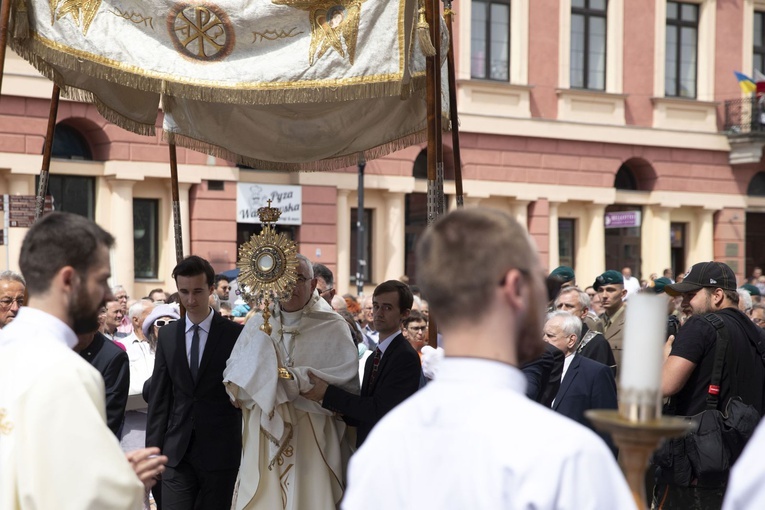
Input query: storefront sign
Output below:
<box><xmin>604</xmin><ymin>210</ymin><xmax>641</xmax><ymax>229</ymax></box>
<box><xmin>237</xmin><ymin>184</ymin><xmax>302</xmax><ymax>225</ymax></box>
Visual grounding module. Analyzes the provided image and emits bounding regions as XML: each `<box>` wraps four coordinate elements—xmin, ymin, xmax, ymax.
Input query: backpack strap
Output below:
<box><xmin>702</xmin><ymin>313</ymin><xmax>730</xmax><ymax>411</ymax></box>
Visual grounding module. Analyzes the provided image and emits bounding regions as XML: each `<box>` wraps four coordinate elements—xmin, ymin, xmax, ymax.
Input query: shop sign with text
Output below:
<box><xmin>237</xmin><ymin>184</ymin><xmax>302</xmax><ymax>225</ymax></box>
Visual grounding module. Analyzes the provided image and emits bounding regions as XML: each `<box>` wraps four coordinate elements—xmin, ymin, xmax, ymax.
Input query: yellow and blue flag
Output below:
<box><xmin>735</xmin><ymin>71</ymin><xmax>757</xmax><ymax>94</ymax></box>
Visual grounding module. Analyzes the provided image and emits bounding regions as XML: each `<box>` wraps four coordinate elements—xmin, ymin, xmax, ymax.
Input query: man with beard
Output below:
<box><xmin>0</xmin><ymin>212</ymin><xmax>166</xmax><ymax>510</ymax></box>
<box><xmin>342</xmin><ymin>208</ymin><xmax>634</xmax><ymax>510</ymax></box>
<box><xmin>654</xmin><ymin>262</ymin><xmax>765</xmax><ymax>508</ymax></box>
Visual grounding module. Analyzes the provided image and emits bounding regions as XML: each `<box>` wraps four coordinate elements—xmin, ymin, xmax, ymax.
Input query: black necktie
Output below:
<box><xmin>368</xmin><ymin>348</ymin><xmax>382</xmax><ymax>391</ymax></box>
<box><xmin>190</xmin><ymin>324</ymin><xmax>200</xmax><ymax>383</ymax></box>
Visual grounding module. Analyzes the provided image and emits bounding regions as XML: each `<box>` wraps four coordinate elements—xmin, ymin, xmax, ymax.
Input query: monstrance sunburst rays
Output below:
<box><xmin>236</xmin><ymin>200</ymin><xmax>298</xmax><ymax>356</ymax></box>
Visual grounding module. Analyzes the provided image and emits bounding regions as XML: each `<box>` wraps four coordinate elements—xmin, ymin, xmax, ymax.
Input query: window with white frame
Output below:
<box><xmin>134</xmin><ymin>198</ymin><xmax>159</xmax><ymax>279</ymax></box>
<box><xmin>755</xmin><ymin>11</ymin><xmax>765</xmax><ymax>76</ymax></box>
<box><xmin>471</xmin><ymin>0</ymin><xmax>510</xmax><ymax>81</ymax></box>
<box><xmin>665</xmin><ymin>1</ymin><xmax>698</xmax><ymax>98</ymax></box>
<box><xmin>570</xmin><ymin>0</ymin><xmax>607</xmax><ymax>90</ymax></box>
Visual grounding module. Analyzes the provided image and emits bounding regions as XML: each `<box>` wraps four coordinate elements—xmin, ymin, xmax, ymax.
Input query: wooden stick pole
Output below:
<box><xmin>168</xmin><ymin>143</ymin><xmax>184</xmax><ymax>264</ymax></box>
<box><xmin>35</xmin><ymin>85</ymin><xmax>61</xmax><ymax>220</ymax></box>
<box><xmin>425</xmin><ymin>0</ymin><xmax>442</xmax><ymax>348</ymax></box>
<box><xmin>443</xmin><ymin>1</ymin><xmax>464</xmax><ymax>207</ymax></box>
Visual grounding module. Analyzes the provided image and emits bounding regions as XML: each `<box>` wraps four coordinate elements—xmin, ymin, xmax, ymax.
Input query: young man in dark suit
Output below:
<box><xmin>303</xmin><ymin>279</ymin><xmax>422</xmax><ymax>447</ymax></box>
<box><xmin>146</xmin><ymin>256</ymin><xmax>243</xmax><ymax>510</ymax></box>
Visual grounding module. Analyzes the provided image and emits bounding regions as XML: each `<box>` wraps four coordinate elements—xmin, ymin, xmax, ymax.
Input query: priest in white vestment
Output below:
<box><xmin>224</xmin><ymin>255</ymin><xmax>359</xmax><ymax>510</ymax></box>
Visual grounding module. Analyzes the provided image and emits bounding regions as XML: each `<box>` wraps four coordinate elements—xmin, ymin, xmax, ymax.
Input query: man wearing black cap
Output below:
<box><xmin>654</xmin><ymin>261</ymin><xmax>765</xmax><ymax>508</ymax></box>
<box><xmin>593</xmin><ymin>270</ymin><xmax>627</xmax><ymax>372</ymax></box>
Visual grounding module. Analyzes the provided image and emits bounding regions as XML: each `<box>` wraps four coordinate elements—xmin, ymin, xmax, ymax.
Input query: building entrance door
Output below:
<box><xmin>604</xmin><ymin>205</ymin><xmax>643</xmax><ymax>278</ymax></box>
<box><xmin>746</xmin><ymin>212</ymin><xmax>765</xmax><ymax>277</ymax></box>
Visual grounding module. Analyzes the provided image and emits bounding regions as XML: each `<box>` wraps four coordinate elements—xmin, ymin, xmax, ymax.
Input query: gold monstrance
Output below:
<box><xmin>237</xmin><ymin>199</ymin><xmax>299</xmax><ymax>379</ymax></box>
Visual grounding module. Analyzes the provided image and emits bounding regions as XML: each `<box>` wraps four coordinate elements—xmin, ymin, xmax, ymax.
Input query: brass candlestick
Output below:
<box><xmin>585</xmin><ymin>409</ymin><xmax>694</xmax><ymax>510</ymax></box>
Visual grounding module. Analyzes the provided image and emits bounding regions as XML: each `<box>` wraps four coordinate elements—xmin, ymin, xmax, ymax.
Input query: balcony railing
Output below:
<box><xmin>724</xmin><ymin>97</ymin><xmax>765</xmax><ymax>135</ymax></box>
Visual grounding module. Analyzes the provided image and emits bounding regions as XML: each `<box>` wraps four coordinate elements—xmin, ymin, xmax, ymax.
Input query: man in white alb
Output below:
<box><xmin>0</xmin><ymin>212</ymin><xmax>166</xmax><ymax>510</ymax></box>
<box><xmin>224</xmin><ymin>254</ymin><xmax>359</xmax><ymax>510</ymax></box>
<box><xmin>342</xmin><ymin>208</ymin><xmax>636</xmax><ymax>510</ymax></box>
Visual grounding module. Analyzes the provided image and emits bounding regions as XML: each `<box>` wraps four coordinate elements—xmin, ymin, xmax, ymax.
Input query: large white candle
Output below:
<box><xmin>620</xmin><ymin>293</ymin><xmax>666</xmax><ymax>400</ymax></box>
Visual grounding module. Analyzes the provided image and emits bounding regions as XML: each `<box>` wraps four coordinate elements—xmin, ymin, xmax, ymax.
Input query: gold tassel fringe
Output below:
<box><xmin>164</xmin><ymin>128</ymin><xmax>429</xmax><ymax>172</ymax></box>
<box><xmin>416</xmin><ymin>6</ymin><xmax>437</xmax><ymax>57</ymax></box>
<box><xmin>10</xmin><ymin>35</ymin><xmax>428</xmax><ymax>106</ymax></box>
<box><xmin>12</xmin><ymin>0</ymin><xmax>30</xmax><ymax>40</ymax></box>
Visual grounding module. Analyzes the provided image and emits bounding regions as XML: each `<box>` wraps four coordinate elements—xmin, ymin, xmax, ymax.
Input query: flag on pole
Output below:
<box><xmin>735</xmin><ymin>71</ymin><xmax>757</xmax><ymax>94</ymax></box>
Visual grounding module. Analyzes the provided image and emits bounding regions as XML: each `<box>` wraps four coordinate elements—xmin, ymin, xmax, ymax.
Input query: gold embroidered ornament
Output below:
<box><xmin>236</xmin><ymin>199</ymin><xmax>299</xmax><ymax>380</ymax></box>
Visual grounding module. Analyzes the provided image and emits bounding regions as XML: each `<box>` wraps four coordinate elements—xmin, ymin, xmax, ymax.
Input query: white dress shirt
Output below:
<box><xmin>376</xmin><ymin>331</ymin><xmax>399</xmax><ymax>358</ymax></box>
<box><xmin>343</xmin><ymin>357</ymin><xmax>636</xmax><ymax>510</ymax></box>
<box><xmin>185</xmin><ymin>307</ymin><xmax>214</xmax><ymax>369</ymax></box>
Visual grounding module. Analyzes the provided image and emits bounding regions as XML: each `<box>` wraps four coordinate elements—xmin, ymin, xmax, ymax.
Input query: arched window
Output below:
<box><xmin>748</xmin><ymin>172</ymin><xmax>765</xmax><ymax>196</ymax></box>
<box><xmin>52</xmin><ymin>123</ymin><xmax>92</xmax><ymax>160</ymax></box>
<box><xmin>614</xmin><ymin>164</ymin><xmax>638</xmax><ymax>190</ymax></box>
<box><xmin>412</xmin><ymin>148</ymin><xmax>456</xmax><ymax>180</ymax></box>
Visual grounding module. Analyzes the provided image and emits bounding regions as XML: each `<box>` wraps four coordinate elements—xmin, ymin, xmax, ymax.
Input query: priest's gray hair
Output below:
<box><xmin>296</xmin><ymin>254</ymin><xmax>314</xmax><ymax>279</ymax></box>
<box><xmin>546</xmin><ymin>310</ymin><xmax>582</xmax><ymax>340</ymax></box>
<box><xmin>0</xmin><ymin>270</ymin><xmax>25</xmax><ymax>286</ymax></box>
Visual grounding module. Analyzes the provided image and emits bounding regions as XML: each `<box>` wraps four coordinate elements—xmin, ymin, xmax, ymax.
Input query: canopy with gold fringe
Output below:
<box><xmin>8</xmin><ymin>0</ymin><xmax>448</xmax><ymax>170</ymax></box>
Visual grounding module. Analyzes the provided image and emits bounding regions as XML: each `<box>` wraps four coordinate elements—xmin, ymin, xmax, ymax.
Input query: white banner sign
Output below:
<box><xmin>237</xmin><ymin>184</ymin><xmax>302</xmax><ymax>225</ymax></box>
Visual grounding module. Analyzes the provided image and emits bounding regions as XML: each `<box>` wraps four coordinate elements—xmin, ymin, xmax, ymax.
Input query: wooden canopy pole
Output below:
<box><xmin>425</xmin><ymin>0</ymin><xmax>443</xmax><ymax>348</ymax></box>
<box><xmin>0</xmin><ymin>0</ymin><xmax>13</xmax><ymax>98</ymax></box>
<box><xmin>168</xmin><ymin>143</ymin><xmax>184</xmax><ymax>264</ymax></box>
<box><xmin>35</xmin><ymin>85</ymin><xmax>61</xmax><ymax>220</ymax></box>
<box><xmin>443</xmin><ymin>0</ymin><xmax>464</xmax><ymax>207</ymax></box>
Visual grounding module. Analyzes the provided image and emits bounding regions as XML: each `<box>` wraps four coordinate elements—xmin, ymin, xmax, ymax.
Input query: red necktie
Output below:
<box><xmin>368</xmin><ymin>348</ymin><xmax>382</xmax><ymax>390</ymax></box>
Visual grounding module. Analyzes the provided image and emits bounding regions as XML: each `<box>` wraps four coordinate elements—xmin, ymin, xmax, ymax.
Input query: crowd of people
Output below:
<box><xmin>2</xmin><ymin>210</ymin><xmax>765</xmax><ymax>510</ymax></box>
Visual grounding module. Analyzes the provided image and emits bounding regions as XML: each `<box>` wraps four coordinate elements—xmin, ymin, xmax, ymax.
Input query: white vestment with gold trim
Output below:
<box><xmin>0</xmin><ymin>308</ymin><xmax>143</xmax><ymax>510</ymax></box>
<box><xmin>224</xmin><ymin>292</ymin><xmax>359</xmax><ymax>510</ymax></box>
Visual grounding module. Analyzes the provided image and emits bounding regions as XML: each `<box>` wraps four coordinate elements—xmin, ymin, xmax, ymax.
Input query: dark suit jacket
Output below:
<box><xmin>80</xmin><ymin>332</ymin><xmax>129</xmax><ymax>437</ymax></box>
<box><xmin>553</xmin><ymin>354</ymin><xmax>618</xmax><ymax>454</ymax></box>
<box><xmin>522</xmin><ymin>342</ymin><xmax>564</xmax><ymax>407</ymax></box>
<box><xmin>579</xmin><ymin>324</ymin><xmax>616</xmax><ymax>376</ymax></box>
<box><xmin>322</xmin><ymin>333</ymin><xmax>421</xmax><ymax>447</ymax></box>
<box><xmin>146</xmin><ymin>312</ymin><xmax>243</xmax><ymax>470</ymax></box>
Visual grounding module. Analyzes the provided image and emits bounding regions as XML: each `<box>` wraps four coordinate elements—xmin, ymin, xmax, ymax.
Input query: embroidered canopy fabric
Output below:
<box><xmin>10</xmin><ymin>0</ymin><xmax>447</xmax><ymax>170</ymax></box>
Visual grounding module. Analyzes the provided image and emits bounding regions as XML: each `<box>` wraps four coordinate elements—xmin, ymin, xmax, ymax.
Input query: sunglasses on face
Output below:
<box><xmin>154</xmin><ymin>319</ymin><xmax>177</xmax><ymax>328</ymax></box>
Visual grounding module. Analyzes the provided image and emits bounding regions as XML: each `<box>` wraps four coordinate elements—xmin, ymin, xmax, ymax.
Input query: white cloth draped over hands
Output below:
<box><xmin>223</xmin><ymin>292</ymin><xmax>359</xmax><ymax>510</ymax></box>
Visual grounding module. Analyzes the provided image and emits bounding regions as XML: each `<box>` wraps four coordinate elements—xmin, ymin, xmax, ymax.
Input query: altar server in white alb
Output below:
<box><xmin>723</xmin><ymin>418</ymin><xmax>765</xmax><ymax>510</ymax></box>
<box><xmin>0</xmin><ymin>212</ymin><xmax>166</xmax><ymax>510</ymax></box>
<box><xmin>342</xmin><ymin>208</ymin><xmax>636</xmax><ymax>510</ymax></box>
<box><xmin>224</xmin><ymin>254</ymin><xmax>359</xmax><ymax>510</ymax></box>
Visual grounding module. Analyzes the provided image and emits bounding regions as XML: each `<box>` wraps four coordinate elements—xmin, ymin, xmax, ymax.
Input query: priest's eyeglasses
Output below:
<box><xmin>0</xmin><ymin>298</ymin><xmax>23</xmax><ymax>308</ymax></box>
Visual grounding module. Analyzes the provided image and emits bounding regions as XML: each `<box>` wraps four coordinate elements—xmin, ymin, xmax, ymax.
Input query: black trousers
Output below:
<box><xmin>161</xmin><ymin>435</ymin><xmax>238</xmax><ymax>510</ymax></box>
